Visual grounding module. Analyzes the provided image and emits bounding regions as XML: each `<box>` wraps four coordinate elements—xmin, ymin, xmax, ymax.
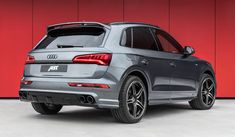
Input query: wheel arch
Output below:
<box><xmin>202</xmin><ymin>69</ymin><xmax>217</xmax><ymax>91</ymax></box>
<box><xmin>119</xmin><ymin>67</ymin><xmax>151</xmax><ymax>100</ymax></box>
<box><xmin>197</xmin><ymin>65</ymin><xmax>217</xmax><ymax>92</ymax></box>
<box><xmin>128</xmin><ymin>71</ymin><xmax>149</xmax><ymax>96</ymax></box>
<box><xmin>203</xmin><ymin>70</ymin><xmax>215</xmax><ymax>80</ymax></box>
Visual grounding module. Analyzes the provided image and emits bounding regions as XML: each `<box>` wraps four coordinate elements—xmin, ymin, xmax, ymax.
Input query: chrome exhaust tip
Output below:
<box><xmin>80</xmin><ymin>96</ymin><xmax>86</xmax><ymax>104</ymax></box>
<box><xmin>87</xmin><ymin>96</ymin><xmax>94</xmax><ymax>104</ymax></box>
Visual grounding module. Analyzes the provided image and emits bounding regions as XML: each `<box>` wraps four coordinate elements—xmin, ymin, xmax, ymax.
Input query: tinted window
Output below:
<box><xmin>157</xmin><ymin>34</ymin><xmax>180</xmax><ymax>53</ymax></box>
<box><xmin>35</xmin><ymin>27</ymin><xmax>105</xmax><ymax>49</ymax></box>
<box><xmin>152</xmin><ymin>29</ymin><xmax>183</xmax><ymax>53</ymax></box>
<box><xmin>132</xmin><ymin>27</ymin><xmax>157</xmax><ymax>50</ymax></box>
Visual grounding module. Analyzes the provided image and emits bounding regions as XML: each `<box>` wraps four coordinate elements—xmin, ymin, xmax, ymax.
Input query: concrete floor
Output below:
<box><xmin>0</xmin><ymin>100</ymin><xmax>234</xmax><ymax>137</ymax></box>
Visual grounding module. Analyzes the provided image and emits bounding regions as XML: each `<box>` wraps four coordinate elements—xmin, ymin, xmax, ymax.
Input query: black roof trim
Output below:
<box><xmin>109</xmin><ymin>22</ymin><xmax>159</xmax><ymax>28</ymax></box>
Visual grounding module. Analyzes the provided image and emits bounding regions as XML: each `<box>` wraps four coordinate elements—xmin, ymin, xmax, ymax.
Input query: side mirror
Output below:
<box><xmin>183</xmin><ymin>46</ymin><xmax>195</xmax><ymax>56</ymax></box>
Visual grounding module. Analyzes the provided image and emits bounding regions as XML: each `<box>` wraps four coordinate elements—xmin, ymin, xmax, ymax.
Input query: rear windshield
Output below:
<box><xmin>35</xmin><ymin>27</ymin><xmax>105</xmax><ymax>49</ymax></box>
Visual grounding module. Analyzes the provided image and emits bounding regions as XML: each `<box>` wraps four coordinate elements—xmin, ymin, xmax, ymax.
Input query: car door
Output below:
<box><xmin>152</xmin><ymin>29</ymin><xmax>197</xmax><ymax>99</ymax></box>
<box><xmin>127</xmin><ymin>27</ymin><xmax>173</xmax><ymax>101</ymax></box>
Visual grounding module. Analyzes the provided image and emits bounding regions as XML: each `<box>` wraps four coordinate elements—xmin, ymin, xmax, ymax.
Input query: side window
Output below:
<box><xmin>157</xmin><ymin>34</ymin><xmax>180</xmax><ymax>53</ymax></box>
<box><xmin>120</xmin><ymin>28</ymin><xmax>132</xmax><ymax>47</ymax></box>
<box><xmin>152</xmin><ymin>29</ymin><xmax>182</xmax><ymax>54</ymax></box>
<box><xmin>132</xmin><ymin>27</ymin><xmax>157</xmax><ymax>51</ymax></box>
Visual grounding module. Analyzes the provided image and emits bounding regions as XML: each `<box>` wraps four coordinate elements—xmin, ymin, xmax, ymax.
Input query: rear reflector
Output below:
<box><xmin>72</xmin><ymin>53</ymin><xmax>112</xmax><ymax>65</ymax></box>
<box><xmin>20</xmin><ymin>80</ymin><xmax>33</xmax><ymax>85</ymax></box>
<box><xmin>68</xmin><ymin>83</ymin><xmax>110</xmax><ymax>88</ymax></box>
<box><xmin>25</xmin><ymin>55</ymin><xmax>35</xmax><ymax>64</ymax></box>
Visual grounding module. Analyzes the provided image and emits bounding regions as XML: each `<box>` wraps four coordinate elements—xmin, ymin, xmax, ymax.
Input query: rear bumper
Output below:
<box><xmin>19</xmin><ymin>90</ymin><xmax>118</xmax><ymax>108</ymax></box>
<box><xmin>20</xmin><ymin>91</ymin><xmax>99</xmax><ymax>107</ymax></box>
<box><xmin>19</xmin><ymin>77</ymin><xmax>120</xmax><ymax>108</ymax></box>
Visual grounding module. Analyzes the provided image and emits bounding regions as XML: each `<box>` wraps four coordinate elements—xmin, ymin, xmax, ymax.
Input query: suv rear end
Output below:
<box><xmin>19</xmin><ymin>22</ymin><xmax>119</xmax><ymax>108</ymax></box>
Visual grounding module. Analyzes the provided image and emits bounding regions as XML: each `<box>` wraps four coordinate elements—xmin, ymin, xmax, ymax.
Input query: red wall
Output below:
<box><xmin>33</xmin><ymin>0</ymin><xmax>78</xmax><ymax>45</ymax></box>
<box><xmin>79</xmin><ymin>0</ymin><xmax>123</xmax><ymax>22</ymax></box>
<box><xmin>0</xmin><ymin>0</ymin><xmax>32</xmax><ymax>97</ymax></box>
<box><xmin>0</xmin><ymin>0</ymin><xmax>234</xmax><ymax>97</ymax></box>
<box><xmin>216</xmin><ymin>0</ymin><xmax>235</xmax><ymax>97</ymax></box>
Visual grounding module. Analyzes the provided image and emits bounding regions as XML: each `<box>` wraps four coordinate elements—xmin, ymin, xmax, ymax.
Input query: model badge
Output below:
<box><xmin>48</xmin><ymin>66</ymin><xmax>59</xmax><ymax>71</ymax></box>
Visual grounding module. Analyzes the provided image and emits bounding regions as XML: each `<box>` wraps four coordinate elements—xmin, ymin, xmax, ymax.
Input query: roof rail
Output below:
<box><xmin>47</xmin><ymin>22</ymin><xmax>111</xmax><ymax>32</ymax></box>
<box><xmin>109</xmin><ymin>22</ymin><xmax>159</xmax><ymax>28</ymax></box>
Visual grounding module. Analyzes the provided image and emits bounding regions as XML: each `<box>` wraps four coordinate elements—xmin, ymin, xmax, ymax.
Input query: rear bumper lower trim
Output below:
<box><xmin>19</xmin><ymin>89</ymin><xmax>119</xmax><ymax>108</ymax></box>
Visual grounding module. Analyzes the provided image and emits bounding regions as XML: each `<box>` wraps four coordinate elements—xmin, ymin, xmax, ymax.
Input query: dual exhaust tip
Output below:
<box><xmin>80</xmin><ymin>95</ymin><xmax>95</xmax><ymax>104</ymax></box>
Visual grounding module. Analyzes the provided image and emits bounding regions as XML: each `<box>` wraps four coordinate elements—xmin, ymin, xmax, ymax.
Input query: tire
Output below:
<box><xmin>31</xmin><ymin>102</ymin><xmax>63</xmax><ymax>115</ymax></box>
<box><xmin>111</xmin><ymin>75</ymin><xmax>147</xmax><ymax>123</ymax></box>
<box><xmin>189</xmin><ymin>74</ymin><xmax>216</xmax><ymax>110</ymax></box>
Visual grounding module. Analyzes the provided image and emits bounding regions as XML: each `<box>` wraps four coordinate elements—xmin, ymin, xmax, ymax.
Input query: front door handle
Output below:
<box><xmin>169</xmin><ymin>62</ymin><xmax>176</xmax><ymax>67</ymax></box>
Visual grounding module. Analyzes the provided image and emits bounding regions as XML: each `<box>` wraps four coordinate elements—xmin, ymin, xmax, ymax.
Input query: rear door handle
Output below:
<box><xmin>141</xmin><ymin>59</ymin><xmax>149</xmax><ymax>65</ymax></box>
<box><xmin>169</xmin><ymin>62</ymin><xmax>176</xmax><ymax>67</ymax></box>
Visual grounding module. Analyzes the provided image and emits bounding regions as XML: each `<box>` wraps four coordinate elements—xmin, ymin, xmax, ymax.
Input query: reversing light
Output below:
<box><xmin>72</xmin><ymin>53</ymin><xmax>112</xmax><ymax>65</ymax></box>
<box><xmin>25</xmin><ymin>55</ymin><xmax>35</xmax><ymax>64</ymax></box>
<box><xmin>68</xmin><ymin>83</ymin><xmax>110</xmax><ymax>88</ymax></box>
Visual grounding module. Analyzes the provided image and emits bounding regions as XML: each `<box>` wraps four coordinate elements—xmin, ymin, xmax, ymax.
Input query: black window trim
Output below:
<box><xmin>131</xmin><ymin>27</ymin><xmax>133</xmax><ymax>48</ymax></box>
<box><xmin>120</xmin><ymin>27</ymin><xmax>131</xmax><ymax>48</ymax></box>
<box><xmin>148</xmin><ymin>27</ymin><xmax>161</xmax><ymax>51</ymax></box>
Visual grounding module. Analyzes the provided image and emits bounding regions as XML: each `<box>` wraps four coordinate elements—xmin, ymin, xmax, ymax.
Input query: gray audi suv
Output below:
<box><xmin>19</xmin><ymin>22</ymin><xmax>216</xmax><ymax>123</ymax></box>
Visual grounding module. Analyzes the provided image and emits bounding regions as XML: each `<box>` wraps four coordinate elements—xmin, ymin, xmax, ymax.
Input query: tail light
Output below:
<box><xmin>20</xmin><ymin>80</ymin><xmax>32</xmax><ymax>85</ymax></box>
<box><xmin>25</xmin><ymin>55</ymin><xmax>35</xmax><ymax>64</ymax></box>
<box><xmin>68</xmin><ymin>83</ymin><xmax>110</xmax><ymax>88</ymax></box>
<box><xmin>72</xmin><ymin>53</ymin><xmax>112</xmax><ymax>65</ymax></box>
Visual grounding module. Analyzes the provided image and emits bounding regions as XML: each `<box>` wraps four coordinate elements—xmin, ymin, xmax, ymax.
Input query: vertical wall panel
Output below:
<box><xmin>33</xmin><ymin>0</ymin><xmax>77</xmax><ymax>45</ymax></box>
<box><xmin>124</xmin><ymin>0</ymin><xmax>169</xmax><ymax>31</ymax></box>
<box><xmin>0</xmin><ymin>0</ymin><xmax>235</xmax><ymax>97</ymax></box>
<box><xmin>170</xmin><ymin>0</ymin><xmax>215</xmax><ymax>68</ymax></box>
<box><xmin>216</xmin><ymin>0</ymin><xmax>235</xmax><ymax>97</ymax></box>
<box><xmin>0</xmin><ymin>0</ymin><xmax>32</xmax><ymax>97</ymax></box>
<box><xmin>79</xmin><ymin>0</ymin><xmax>123</xmax><ymax>22</ymax></box>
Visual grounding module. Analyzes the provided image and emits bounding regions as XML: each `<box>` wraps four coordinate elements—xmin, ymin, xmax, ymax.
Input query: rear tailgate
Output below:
<box><xmin>24</xmin><ymin>48</ymin><xmax>111</xmax><ymax>79</ymax></box>
<box><xmin>24</xmin><ymin>23</ymin><xmax>112</xmax><ymax>79</ymax></box>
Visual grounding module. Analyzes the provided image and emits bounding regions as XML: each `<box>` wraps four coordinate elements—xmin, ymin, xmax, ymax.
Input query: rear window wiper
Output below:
<box><xmin>57</xmin><ymin>45</ymin><xmax>84</xmax><ymax>48</ymax></box>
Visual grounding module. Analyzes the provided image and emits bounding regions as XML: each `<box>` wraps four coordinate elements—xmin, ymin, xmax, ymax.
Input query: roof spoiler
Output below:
<box><xmin>47</xmin><ymin>22</ymin><xmax>111</xmax><ymax>33</ymax></box>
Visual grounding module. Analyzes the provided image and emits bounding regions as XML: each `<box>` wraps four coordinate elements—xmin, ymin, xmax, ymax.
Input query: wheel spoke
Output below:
<box><xmin>136</xmin><ymin>88</ymin><xmax>143</xmax><ymax>99</ymax></box>
<box><xmin>202</xmin><ymin>90</ymin><xmax>207</xmax><ymax>95</ymax></box>
<box><xmin>133</xmin><ymin>104</ymin><xmax>137</xmax><ymax>117</ymax></box>
<box><xmin>132</xmin><ymin>84</ymin><xmax>137</xmax><ymax>96</ymax></box>
<box><xmin>208</xmin><ymin>84</ymin><xmax>214</xmax><ymax>92</ymax></box>
<box><xmin>136</xmin><ymin>100</ymin><xmax>144</xmax><ymax>110</ymax></box>
<box><xmin>205</xmin><ymin>80</ymin><xmax>209</xmax><ymax>89</ymax></box>
<box><xmin>205</xmin><ymin>94</ymin><xmax>209</xmax><ymax>105</ymax></box>
<box><xmin>208</xmin><ymin>93</ymin><xmax>214</xmax><ymax>100</ymax></box>
<box><xmin>127</xmin><ymin>98</ymin><xmax>134</xmax><ymax>104</ymax></box>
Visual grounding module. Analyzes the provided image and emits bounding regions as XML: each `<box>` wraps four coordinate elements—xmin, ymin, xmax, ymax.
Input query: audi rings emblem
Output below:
<box><xmin>47</xmin><ymin>54</ymin><xmax>58</xmax><ymax>59</ymax></box>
